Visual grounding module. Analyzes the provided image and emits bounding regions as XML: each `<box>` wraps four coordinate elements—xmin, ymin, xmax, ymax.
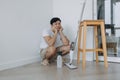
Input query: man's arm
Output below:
<box><xmin>44</xmin><ymin>30</ymin><xmax>58</xmax><ymax>46</ymax></box>
<box><xmin>59</xmin><ymin>29</ymin><xmax>69</xmax><ymax>46</ymax></box>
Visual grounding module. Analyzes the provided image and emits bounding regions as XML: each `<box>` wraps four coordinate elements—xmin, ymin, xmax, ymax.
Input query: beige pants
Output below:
<box><xmin>40</xmin><ymin>47</ymin><xmax>59</xmax><ymax>62</ymax></box>
<box><xmin>40</xmin><ymin>48</ymin><xmax>48</xmax><ymax>61</ymax></box>
<box><xmin>40</xmin><ymin>45</ymin><xmax>69</xmax><ymax>60</ymax></box>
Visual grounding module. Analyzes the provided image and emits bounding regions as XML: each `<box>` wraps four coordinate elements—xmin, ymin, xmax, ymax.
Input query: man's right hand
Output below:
<box><xmin>54</xmin><ymin>28</ymin><xmax>58</xmax><ymax>34</ymax></box>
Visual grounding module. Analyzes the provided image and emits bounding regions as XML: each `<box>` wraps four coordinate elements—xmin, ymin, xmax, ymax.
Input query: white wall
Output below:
<box><xmin>53</xmin><ymin>0</ymin><xmax>95</xmax><ymax>61</ymax></box>
<box><xmin>0</xmin><ymin>0</ymin><xmax>53</xmax><ymax>71</ymax></box>
<box><xmin>0</xmin><ymin>0</ymin><xmax>96</xmax><ymax>71</ymax></box>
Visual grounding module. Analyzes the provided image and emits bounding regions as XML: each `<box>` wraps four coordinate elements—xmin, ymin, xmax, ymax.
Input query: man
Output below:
<box><xmin>40</xmin><ymin>17</ymin><xmax>70</xmax><ymax>65</ymax></box>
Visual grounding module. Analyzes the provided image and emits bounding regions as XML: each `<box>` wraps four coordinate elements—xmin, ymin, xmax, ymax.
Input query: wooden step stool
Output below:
<box><xmin>77</xmin><ymin>20</ymin><xmax>108</xmax><ymax>68</ymax></box>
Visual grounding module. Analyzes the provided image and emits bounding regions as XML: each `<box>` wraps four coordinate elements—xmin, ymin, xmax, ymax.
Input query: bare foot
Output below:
<box><xmin>41</xmin><ymin>59</ymin><xmax>49</xmax><ymax>66</ymax></box>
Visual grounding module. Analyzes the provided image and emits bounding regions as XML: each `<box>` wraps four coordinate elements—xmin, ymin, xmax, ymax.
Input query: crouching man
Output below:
<box><xmin>40</xmin><ymin>17</ymin><xmax>70</xmax><ymax>65</ymax></box>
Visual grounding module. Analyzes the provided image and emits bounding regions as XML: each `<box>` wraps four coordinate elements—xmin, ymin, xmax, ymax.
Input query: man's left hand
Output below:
<box><xmin>59</xmin><ymin>27</ymin><xmax>63</xmax><ymax>32</ymax></box>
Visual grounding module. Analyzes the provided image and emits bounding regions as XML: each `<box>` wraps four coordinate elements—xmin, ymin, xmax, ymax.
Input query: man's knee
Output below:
<box><xmin>65</xmin><ymin>48</ymin><xmax>70</xmax><ymax>53</ymax></box>
<box><xmin>62</xmin><ymin>45</ymin><xmax>70</xmax><ymax>53</ymax></box>
<box><xmin>47</xmin><ymin>46</ymin><xmax>56</xmax><ymax>55</ymax></box>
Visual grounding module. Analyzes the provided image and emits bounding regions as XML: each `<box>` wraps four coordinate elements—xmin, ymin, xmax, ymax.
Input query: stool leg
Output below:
<box><xmin>77</xmin><ymin>26</ymin><xmax>82</xmax><ymax>64</ymax></box>
<box><xmin>100</xmin><ymin>22</ymin><xmax>108</xmax><ymax>68</ymax></box>
<box><xmin>82</xmin><ymin>22</ymin><xmax>87</xmax><ymax>68</ymax></box>
<box><xmin>94</xmin><ymin>26</ymin><xmax>99</xmax><ymax>63</ymax></box>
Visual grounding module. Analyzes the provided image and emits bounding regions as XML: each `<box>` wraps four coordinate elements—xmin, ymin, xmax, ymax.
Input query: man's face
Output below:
<box><xmin>51</xmin><ymin>21</ymin><xmax>61</xmax><ymax>31</ymax></box>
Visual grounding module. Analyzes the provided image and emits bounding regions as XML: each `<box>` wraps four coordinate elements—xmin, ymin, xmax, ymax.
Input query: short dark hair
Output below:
<box><xmin>50</xmin><ymin>17</ymin><xmax>61</xmax><ymax>25</ymax></box>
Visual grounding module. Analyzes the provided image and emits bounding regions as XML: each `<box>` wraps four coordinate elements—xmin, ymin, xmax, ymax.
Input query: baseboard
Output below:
<box><xmin>98</xmin><ymin>56</ymin><xmax>120</xmax><ymax>63</ymax></box>
<box><xmin>0</xmin><ymin>56</ymin><xmax>40</xmax><ymax>71</ymax></box>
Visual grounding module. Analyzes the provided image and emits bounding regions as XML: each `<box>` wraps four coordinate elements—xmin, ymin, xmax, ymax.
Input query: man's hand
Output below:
<box><xmin>54</xmin><ymin>28</ymin><xmax>58</xmax><ymax>34</ymax></box>
<box><xmin>59</xmin><ymin>26</ymin><xmax>69</xmax><ymax>46</ymax></box>
<box><xmin>59</xmin><ymin>26</ymin><xmax>63</xmax><ymax>33</ymax></box>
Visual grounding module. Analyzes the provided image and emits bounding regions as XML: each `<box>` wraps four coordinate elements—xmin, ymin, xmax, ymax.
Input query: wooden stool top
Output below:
<box><xmin>80</xmin><ymin>20</ymin><xmax>104</xmax><ymax>26</ymax></box>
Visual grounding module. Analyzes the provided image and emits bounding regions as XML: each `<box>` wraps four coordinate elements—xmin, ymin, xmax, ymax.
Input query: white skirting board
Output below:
<box><xmin>0</xmin><ymin>56</ymin><xmax>40</xmax><ymax>71</ymax></box>
<box><xmin>98</xmin><ymin>56</ymin><xmax>120</xmax><ymax>63</ymax></box>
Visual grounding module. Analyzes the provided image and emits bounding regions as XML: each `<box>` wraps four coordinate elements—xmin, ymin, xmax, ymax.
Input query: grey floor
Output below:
<box><xmin>0</xmin><ymin>61</ymin><xmax>120</xmax><ymax>80</ymax></box>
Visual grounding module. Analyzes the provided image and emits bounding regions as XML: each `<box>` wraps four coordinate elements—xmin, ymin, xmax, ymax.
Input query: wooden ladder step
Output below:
<box><xmin>78</xmin><ymin>49</ymin><xmax>103</xmax><ymax>52</ymax></box>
